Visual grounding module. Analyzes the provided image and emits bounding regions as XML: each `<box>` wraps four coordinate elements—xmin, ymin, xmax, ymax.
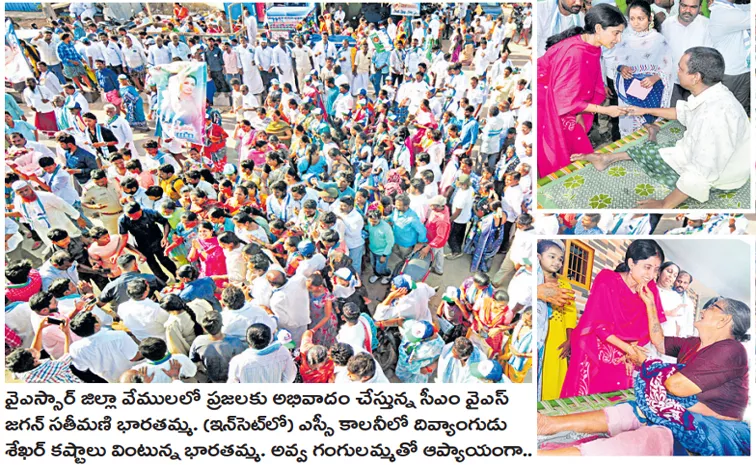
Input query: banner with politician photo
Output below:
<box><xmin>149</xmin><ymin>61</ymin><xmax>207</xmax><ymax>145</ymax></box>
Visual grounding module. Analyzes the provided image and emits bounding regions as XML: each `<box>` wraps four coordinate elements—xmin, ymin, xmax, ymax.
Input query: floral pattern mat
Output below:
<box><xmin>537</xmin><ymin>121</ymin><xmax>751</xmax><ymax>210</ymax></box>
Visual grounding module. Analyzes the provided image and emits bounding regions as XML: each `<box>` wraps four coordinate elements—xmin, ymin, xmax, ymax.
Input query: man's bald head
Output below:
<box><xmin>266</xmin><ymin>270</ymin><xmax>286</xmax><ymax>288</ymax></box>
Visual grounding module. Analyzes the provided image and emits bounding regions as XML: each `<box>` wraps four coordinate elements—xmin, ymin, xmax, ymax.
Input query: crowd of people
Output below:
<box><xmin>4</xmin><ymin>3</ymin><xmax>535</xmax><ymax>385</ymax></box>
<box><xmin>537</xmin><ymin>0</ymin><xmax>750</xmax><ymax>210</ymax></box>
<box><xmin>536</xmin><ymin>238</ymin><xmax>750</xmax><ymax>456</ymax></box>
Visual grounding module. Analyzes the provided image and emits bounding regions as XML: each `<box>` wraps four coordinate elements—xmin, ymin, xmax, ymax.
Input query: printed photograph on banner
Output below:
<box><xmin>4</xmin><ymin>2</ymin><xmax>534</xmax><ymax>387</ymax></box>
<box><xmin>534</xmin><ymin>211</ymin><xmax>754</xmax><ymax>235</ymax></box>
<box><xmin>536</xmin><ymin>0</ymin><xmax>752</xmax><ymax>211</ymax></box>
<box><xmin>535</xmin><ymin>237</ymin><xmax>752</xmax><ymax>456</ymax></box>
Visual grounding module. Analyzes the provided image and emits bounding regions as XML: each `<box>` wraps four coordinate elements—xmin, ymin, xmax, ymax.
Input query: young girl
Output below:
<box><xmin>216</xmin><ymin>231</ymin><xmax>247</xmax><ymax>286</ymax></box>
<box><xmin>537</xmin><ymin>240</ymin><xmax>577</xmax><ymax>401</ymax></box>
<box><xmin>208</xmin><ymin>207</ymin><xmax>235</xmax><ymax>234</ymax></box>
<box><xmin>306</xmin><ymin>272</ymin><xmax>338</xmax><ymax>347</ymax></box>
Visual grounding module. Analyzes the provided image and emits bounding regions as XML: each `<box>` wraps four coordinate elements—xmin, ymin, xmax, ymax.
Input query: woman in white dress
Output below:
<box><xmin>604</xmin><ymin>0</ymin><xmax>675</xmax><ymax>137</ymax></box>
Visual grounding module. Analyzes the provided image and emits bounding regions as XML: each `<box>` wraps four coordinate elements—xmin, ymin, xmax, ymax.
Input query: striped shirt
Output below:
<box><xmin>17</xmin><ymin>355</ymin><xmax>82</xmax><ymax>383</ymax></box>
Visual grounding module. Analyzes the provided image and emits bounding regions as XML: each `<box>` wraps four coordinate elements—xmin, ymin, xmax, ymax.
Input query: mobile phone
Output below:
<box><xmin>47</xmin><ymin>317</ymin><xmax>64</xmax><ymax>326</ymax></box>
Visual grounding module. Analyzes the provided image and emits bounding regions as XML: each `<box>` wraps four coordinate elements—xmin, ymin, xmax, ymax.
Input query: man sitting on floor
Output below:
<box><xmin>573</xmin><ymin>47</ymin><xmax>750</xmax><ymax>209</ymax></box>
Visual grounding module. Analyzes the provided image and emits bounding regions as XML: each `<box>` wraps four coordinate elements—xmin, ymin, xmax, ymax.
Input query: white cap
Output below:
<box><xmin>11</xmin><ymin>180</ymin><xmax>30</xmax><ymax>191</ymax></box>
<box><xmin>686</xmin><ymin>213</ymin><xmax>707</xmax><ymax>221</ymax></box>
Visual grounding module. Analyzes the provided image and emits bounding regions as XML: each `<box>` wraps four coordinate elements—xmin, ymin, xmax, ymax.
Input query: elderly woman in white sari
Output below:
<box><xmin>604</xmin><ymin>1</ymin><xmax>675</xmax><ymax>137</ymax></box>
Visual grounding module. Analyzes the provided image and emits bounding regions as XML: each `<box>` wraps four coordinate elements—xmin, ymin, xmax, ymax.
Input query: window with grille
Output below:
<box><xmin>562</xmin><ymin>240</ymin><xmax>594</xmax><ymax>290</ymax></box>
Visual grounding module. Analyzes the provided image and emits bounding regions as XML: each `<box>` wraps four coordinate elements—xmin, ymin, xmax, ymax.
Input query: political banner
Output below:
<box><xmin>369</xmin><ymin>31</ymin><xmax>388</xmax><ymax>54</ymax></box>
<box><xmin>149</xmin><ymin>61</ymin><xmax>207</xmax><ymax>145</ymax></box>
<box><xmin>5</xmin><ymin>20</ymin><xmax>34</xmax><ymax>84</ymax></box>
<box><xmin>390</xmin><ymin>3</ymin><xmax>420</xmax><ymax>17</ymax></box>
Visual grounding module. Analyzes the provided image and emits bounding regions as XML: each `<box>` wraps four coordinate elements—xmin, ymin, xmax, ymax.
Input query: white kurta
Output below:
<box><xmin>273</xmin><ymin>45</ymin><xmax>296</xmax><ymax>91</ymax></box>
<box><xmin>238</xmin><ymin>45</ymin><xmax>265</xmax><ymax>95</ymax></box>
<box><xmin>660</xmin><ymin>83</ymin><xmax>750</xmax><ymax>202</ymax></box>
<box><xmin>373</xmin><ymin>283</ymin><xmax>435</xmax><ymax>323</ymax></box>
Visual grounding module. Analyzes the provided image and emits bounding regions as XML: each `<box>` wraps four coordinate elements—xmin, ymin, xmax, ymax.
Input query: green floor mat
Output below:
<box><xmin>537</xmin><ymin>121</ymin><xmax>751</xmax><ymax>210</ymax></box>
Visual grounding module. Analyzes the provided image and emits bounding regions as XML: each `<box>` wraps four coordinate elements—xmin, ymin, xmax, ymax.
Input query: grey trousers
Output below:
<box><xmin>492</xmin><ymin>243</ymin><xmax>516</xmax><ymax>289</ymax></box>
<box><xmin>722</xmin><ymin>72</ymin><xmax>750</xmax><ymax>116</ymax></box>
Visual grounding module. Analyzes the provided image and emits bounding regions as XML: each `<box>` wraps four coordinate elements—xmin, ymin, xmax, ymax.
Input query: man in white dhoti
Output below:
<box><xmin>273</xmin><ymin>37</ymin><xmax>296</xmax><ymax>92</ymax></box>
<box><xmin>238</xmin><ymin>36</ymin><xmax>264</xmax><ymax>97</ymax></box>
<box><xmin>352</xmin><ymin>43</ymin><xmax>372</xmax><ymax>96</ymax></box>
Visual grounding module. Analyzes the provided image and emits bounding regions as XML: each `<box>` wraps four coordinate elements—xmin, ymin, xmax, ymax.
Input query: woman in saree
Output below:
<box><xmin>502</xmin><ymin>309</ymin><xmax>533</xmax><ymax>383</ymax></box>
<box><xmin>449</xmin><ymin>26</ymin><xmax>464</xmax><ymax>63</ymax></box>
<box><xmin>539</xmin><ymin>296</ymin><xmax>750</xmax><ymax>456</ymax></box>
<box><xmin>561</xmin><ymin>239</ymin><xmax>667</xmax><ymax>398</ymax></box>
<box><xmin>187</xmin><ymin>221</ymin><xmax>228</xmax><ymax>286</ymax></box>
<box><xmin>410</xmin><ymin>99</ymin><xmax>438</xmax><ymax>155</ymax></box>
<box><xmin>539</xmin><ymin>240</ymin><xmax>578</xmax><ymax>401</ymax></box>
<box><xmin>471</xmin><ymin>290</ymin><xmax>513</xmax><ymax>355</ymax></box>
<box><xmin>224</xmin><ymin>185</ymin><xmax>255</xmax><ymax>215</ymax></box>
<box><xmin>395</xmin><ymin>320</ymin><xmax>445</xmax><ymax>383</ymax></box>
<box><xmin>537</xmin><ymin>4</ymin><xmax>627</xmax><ymax>178</ymax></box>
<box><xmin>118</xmin><ymin>75</ymin><xmax>149</xmax><ymax>132</ymax></box>
<box><xmin>265</xmin><ymin>110</ymin><xmax>293</xmax><ymax>147</ymax></box>
<box><xmin>298</xmin><ymin>329</ymin><xmax>335</xmax><ymax>383</ymax></box>
<box><xmin>604</xmin><ymin>1</ymin><xmax>675</xmax><ymax>137</ymax></box>
<box><xmin>164</xmin><ymin>211</ymin><xmax>200</xmax><ymax>267</ymax></box>
<box><xmin>466</xmin><ymin>201</ymin><xmax>506</xmax><ymax>274</ymax></box>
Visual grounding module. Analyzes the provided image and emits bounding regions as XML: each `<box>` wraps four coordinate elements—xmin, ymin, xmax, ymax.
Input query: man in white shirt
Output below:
<box><xmin>502</xmin><ymin>172</ymin><xmax>525</xmax><ymax>225</ymax></box>
<box><xmin>69</xmin><ymin>311</ymin><xmax>140</xmax><ymax>383</ymax></box>
<box><xmin>576</xmin><ymin>47</ymin><xmax>750</xmax><ymax>209</ymax></box>
<box><xmin>386</xmin><ymin>17</ymin><xmax>398</xmax><ymax>42</ymax></box>
<box><xmin>333</xmin><ymin>84</ymin><xmax>355</xmax><ymax>120</ymax></box>
<box><xmin>311</xmin><ymin>32</ymin><xmax>338</xmax><ymax>73</ymax></box>
<box><xmin>83</xmin><ymin>38</ymin><xmax>106</xmax><ymax>69</ymax></box>
<box><xmin>23</xmin><ymin>78</ymin><xmax>57</xmax><ymax>137</ymax></box>
<box><xmin>244</xmin><ymin>9</ymin><xmax>258</xmax><ymax>45</ymax></box>
<box><xmin>254</xmin><ymin>37</ymin><xmax>276</xmax><ymax>91</ymax></box>
<box><xmin>267</xmin><ymin>271</ymin><xmax>311</xmax><ymax>346</ymax></box>
<box><xmin>291</xmin><ymin>36</ymin><xmax>314</xmax><ymax>94</ymax></box>
<box><xmin>447</xmin><ymin>175</ymin><xmax>474</xmax><ymax>260</ymax></box>
<box><xmin>11</xmin><ymin>181</ymin><xmax>86</xmax><ymax>251</ymax></box>
<box><xmin>36</xmin><ymin>62</ymin><xmax>64</xmax><ymax>96</ymax></box>
<box><xmin>537</xmin><ymin>0</ymin><xmax>585</xmax><ymax>57</ymax></box>
<box><xmin>335</xmin><ymin>196</ymin><xmax>366</xmax><ymax>272</ymax></box>
<box><xmin>708</xmin><ymin>0</ymin><xmax>750</xmax><ymax>113</ymax></box>
<box><xmin>118</xmin><ymin>278</ymin><xmax>169</xmax><ymax>341</ymax></box>
<box><xmin>228</xmin><ymin>323</ymin><xmax>297</xmax><ymax>383</ymax></box>
<box><xmin>102</xmin><ymin>35</ymin><xmax>125</xmax><ymax>73</ymax></box>
<box><xmin>147</xmin><ymin>37</ymin><xmax>172</xmax><ymax>66</ymax></box>
<box><xmin>32</xmin><ymin>30</ymin><xmax>65</xmax><ymax>82</ymax></box>
<box><xmin>273</xmin><ymin>37</ymin><xmax>296</xmax><ymax>91</ymax></box>
<box><xmin>220</xmin><ymin>285</ymin><xmax>277</xmax><ymax>339</ymax></box>
<box><xmin>167</xmin><ymin>34</ymin><xmax>191</xmax><ymax>61</ymax></box>
<box><xmin>661</xmin><ymin>0</ymin><xmax>714</xmax><ymax>106</ymax></box>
